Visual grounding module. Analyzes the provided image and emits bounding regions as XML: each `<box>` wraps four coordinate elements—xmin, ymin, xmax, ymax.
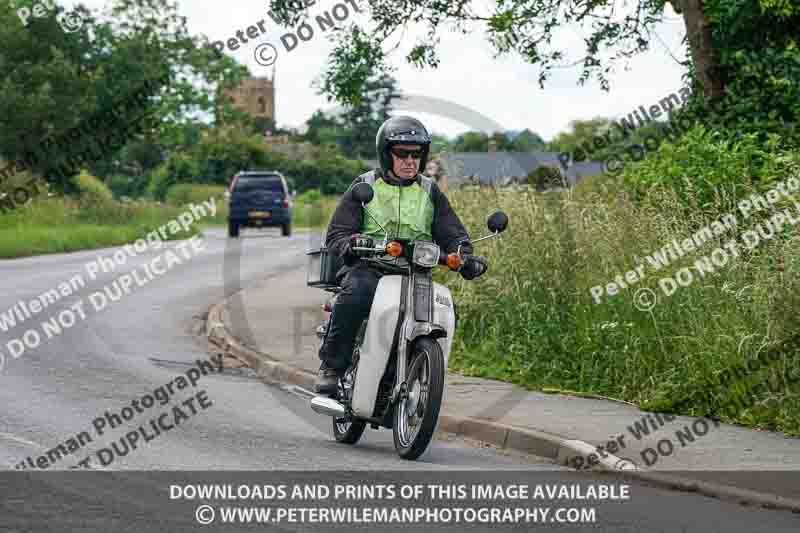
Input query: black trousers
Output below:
<box><xmin>318</xmin><ymin>266</ymin><xmax>382</xmax><ymax>372</ymax></box>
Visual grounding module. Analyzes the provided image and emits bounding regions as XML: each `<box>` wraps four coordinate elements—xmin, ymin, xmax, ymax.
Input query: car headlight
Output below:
<box><xmin>413</xmin><ymin>241</ymin><xmax>440</xmax><ymax>268</ymax></box>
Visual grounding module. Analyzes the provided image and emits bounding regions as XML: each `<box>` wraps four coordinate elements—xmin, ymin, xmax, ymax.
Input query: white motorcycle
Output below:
<box><xmin>306</xmin><ymin>182</ymin><xmax>509</xmax><ymax>460</ymax></box>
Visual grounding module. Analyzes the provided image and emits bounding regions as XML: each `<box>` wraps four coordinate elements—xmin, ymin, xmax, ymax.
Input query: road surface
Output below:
<box><xmin>0</xmin><ymin>228</ymin><xmax>796</xmax><ymax>532</ymax></box>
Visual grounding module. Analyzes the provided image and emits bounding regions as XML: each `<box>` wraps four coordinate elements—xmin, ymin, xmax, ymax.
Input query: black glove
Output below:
<box><xmin>460</xmin><ymin>255</ymin><xmax>488</xmax><ymax>280</ymax></box>
<box><xmin>343</xmin><ymin>234</ymin><xmax>374</xmax><ymax>258</ymax></box>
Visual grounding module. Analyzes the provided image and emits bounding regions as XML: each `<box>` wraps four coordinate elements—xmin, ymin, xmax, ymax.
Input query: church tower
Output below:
<box><xmin>222</xmin><ymin>67</ymin><xmax>275</xmax><ymax>122</ymax></box>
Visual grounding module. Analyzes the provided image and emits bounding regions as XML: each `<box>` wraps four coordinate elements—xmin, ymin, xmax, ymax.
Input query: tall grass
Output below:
<box><xmin>438</xmin><ymin>181</ymin><xmax>800</xmax><ymax>435</ymax></box>
<box><xmin>0</xmin><ymin>196</ymin><xmax>200</xmax><ymax>258</ymax></box>
<box><xmin>293</xmin><ymin>195</ymin><xmax>338</xmax><ymax>228</ymax></box>
<box><xmin>165</xmin><ymin>184</ymin><xmax>228</xmax><ymax>225</ymax></box>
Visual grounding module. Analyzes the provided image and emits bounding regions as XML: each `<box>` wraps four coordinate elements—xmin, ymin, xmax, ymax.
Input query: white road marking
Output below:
<box><xmin>0</xmin><ymin>431</ymin><xmax>47</xmax><ymax>450</ymax></box>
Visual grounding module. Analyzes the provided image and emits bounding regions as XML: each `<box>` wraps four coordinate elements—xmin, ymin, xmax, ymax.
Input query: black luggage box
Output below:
<box><xmin>306</xmin><ymin>247</ymin><xmax>340</xmax><ymax>289</ymax></box>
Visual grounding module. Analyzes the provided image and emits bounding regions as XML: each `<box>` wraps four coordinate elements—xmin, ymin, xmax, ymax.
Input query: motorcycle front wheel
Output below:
<box><xmin>393</xmin><ymin>337</ymin><xmax>445</xmax><ymax>460</ymax></box>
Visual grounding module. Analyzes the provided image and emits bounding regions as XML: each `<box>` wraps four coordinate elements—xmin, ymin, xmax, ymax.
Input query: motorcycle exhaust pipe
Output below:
<box><xmin>310</xmin><ymin>396</ymin><xmax>346</xmax><ymax>418</ymax></box>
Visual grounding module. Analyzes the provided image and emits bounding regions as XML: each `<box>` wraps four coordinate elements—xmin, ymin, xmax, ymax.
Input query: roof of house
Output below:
<box><xmin>437</xmin><ymin>151</ymin><xmax>604</xmax><ymax>186</ymax></box>
<box><xmin>437</xmin><ymin>152</ymin><xmax>564</xmax><ymax>184</ymax></box>
<box><xmin>563</xmin><ymin>161</ymin><xmax>605</xmax><ymax>185</ymax></box>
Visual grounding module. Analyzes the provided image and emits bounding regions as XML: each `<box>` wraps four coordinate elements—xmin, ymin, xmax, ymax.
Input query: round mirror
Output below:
<box><xmin>487</xmin><ymin>211</ymin><xmax>509</xmax><ymax>233</ymax></box>
<box><xmin>352</xmin><ymin>182</ymin><xmax>374</xmax><ymax>205</ymax></box>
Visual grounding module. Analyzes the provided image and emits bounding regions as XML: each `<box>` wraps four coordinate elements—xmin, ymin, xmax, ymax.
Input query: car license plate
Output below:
<box><xmin>250</xmin><ymin>211</ymin><xmax>271</xmax><ymax>218</ymax></box>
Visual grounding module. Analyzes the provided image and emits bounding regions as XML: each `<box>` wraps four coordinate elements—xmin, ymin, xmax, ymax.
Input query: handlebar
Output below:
<box><xmin>438</xmin><ymin>250</ymin><xmax>462</xmax><ymax>270</ymax></box>
<box><xmin>352</xmin><ymin>241</ymin><xmax>463</xmax><ymax>271</ymax></box>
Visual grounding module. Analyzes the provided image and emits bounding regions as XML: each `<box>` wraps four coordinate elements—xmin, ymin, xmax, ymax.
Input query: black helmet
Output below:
<box><xmin>375</xmin><ymin>116</ymin><xmax>431</xmax><ymax>176</ymax></box>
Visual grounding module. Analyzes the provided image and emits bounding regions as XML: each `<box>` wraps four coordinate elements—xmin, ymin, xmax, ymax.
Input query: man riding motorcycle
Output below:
<box><xmin>315</xmin><ymin>115</ymin><xmax>488</xmax><ymax>394</ymax></box>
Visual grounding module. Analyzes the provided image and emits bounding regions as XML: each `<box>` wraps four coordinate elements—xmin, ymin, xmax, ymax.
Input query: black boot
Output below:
<box><xmin>314</xmin><ymin>363</ymin><xmax>340</xmax><ymax>395</ymax></box>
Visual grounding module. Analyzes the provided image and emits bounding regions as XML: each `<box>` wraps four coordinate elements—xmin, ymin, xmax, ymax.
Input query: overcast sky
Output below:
<box><xmin>67</xmin><ymin>0</ymin><xmax>689</xmax><ymax>141</ymax></box>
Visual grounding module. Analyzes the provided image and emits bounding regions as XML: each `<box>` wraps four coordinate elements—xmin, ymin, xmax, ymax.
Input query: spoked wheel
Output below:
<box><xmin>332</xmin><ymin>416</ymin><xmax>367</xmax><ymax>444</ymax></box>
<box><xmin>332</xmin><ymin>375</ymin><xmax>366</xmax><ymax>445</ymax></box>
<box><xmin>393</xmin><ymin>337</ymin><xmax>445</xmax><ymax>460</ymax></box>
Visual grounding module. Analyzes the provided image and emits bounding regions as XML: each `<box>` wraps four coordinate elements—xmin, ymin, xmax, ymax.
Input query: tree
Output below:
<box><xmin>429</xmin><ymin>133</ymin><xmax>453</xmax><ymax>154</ymax></box>
<box><xmin>453</xmin><ymin>132</ymin><xmax>489</xmax><ymax>152</ymax></box>
<box><xmin>336</xmin><ymin>73</ymin><xmax>398</xmax><ymax>159</ymax></box>
<box><xmin>547</xmin><ymin>118</ymin><xmax>620</xmax><ymax>162</ymax></box>
<box><xmin>451</xmin><ymin>130</ymin><xmax>532</xmax><ymax>152</ymax></box>
<box><xmin>302</xmin><ymin>110</ymin><xmax>343</xmax><ymax>148</ymax></box>
<box><xmin>490</xmin><ymin>132</ymin><xmax>515</xmax><ymax>151</ymax></box>
<box><xmin>252</xmin><ymin>117</ymin><xmax>277</xmax><ymax>136</ymax></box>
<box><xmin>269</xmin><ymin>0</ymin><xmax>800</xmax><ymax>139</ymax></box>
<box><xmin>0</xmin><ymin>0</ymin><xmax>245</xmax><ymax>192</ymax></box>
<box><xmin>303</xmin><ymin>73</ymin><xmax>400</xmax><ymax>160</ymax></box>
<box><xmin>512</xmin><ymin>129</ymin><xmax>546</xmax><ymax>151</ymax></box>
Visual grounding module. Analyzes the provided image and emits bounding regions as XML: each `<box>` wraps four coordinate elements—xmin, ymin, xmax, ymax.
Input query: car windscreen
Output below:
<box><xmin>233</xmin><ymin>176</ymin><xmax>284</xmax><ymax>194</ymax></box>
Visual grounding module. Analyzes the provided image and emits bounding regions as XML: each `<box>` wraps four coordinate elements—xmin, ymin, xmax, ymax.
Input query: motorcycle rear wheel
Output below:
<box><xmin>332</xmin><ymin>416</ymin><xmax>367</xmax><ymax>444</ymax></box>
<box><xmin>332</xmin><ymin>375</ymin><xmax>366</xmax><ymax>444</ymax></box>
<box><xmin>393</xmin><ymin>337</ymin><xmax>445</xmax><ymax>460</ymax></box>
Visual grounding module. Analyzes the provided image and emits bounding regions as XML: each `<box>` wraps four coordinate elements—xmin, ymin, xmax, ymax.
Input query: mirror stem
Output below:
<box><xmin>471</xmin><ymin>231</ymin><xmax>499</xmax><ymax>244</ymax></box>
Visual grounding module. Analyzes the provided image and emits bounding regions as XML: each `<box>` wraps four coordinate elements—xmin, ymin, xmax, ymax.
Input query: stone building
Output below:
<box><xmin>222</xmin><ymin>71</ymin><xmax>276</xmax><ymax>123</ymax></box>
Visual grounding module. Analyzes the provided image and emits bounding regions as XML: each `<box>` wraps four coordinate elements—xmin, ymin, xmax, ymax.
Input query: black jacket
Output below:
<box><xmin>325</xmin><ymin>170</ymin><xmax>473</xmax><ymax>278</ymax></box>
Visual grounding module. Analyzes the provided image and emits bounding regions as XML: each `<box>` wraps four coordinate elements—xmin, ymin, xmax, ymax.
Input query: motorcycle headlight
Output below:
<box><xmin>412</xmin><ymin>242</ymin><xmax>440</xmax><ymax>268</ymax></box>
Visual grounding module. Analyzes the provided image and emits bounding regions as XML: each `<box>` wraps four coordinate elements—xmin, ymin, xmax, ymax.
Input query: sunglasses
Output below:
<box><xmin>390</xmin><ymin>147</ymin><xmax>423</xmax><ymax>160</ymax></box>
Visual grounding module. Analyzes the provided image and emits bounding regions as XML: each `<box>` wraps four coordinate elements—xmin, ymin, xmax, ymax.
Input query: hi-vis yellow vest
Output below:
<box><xmin>359</xmin><ymin>171</ymin><xmax>435</xmax><ymax>242</ymax></box>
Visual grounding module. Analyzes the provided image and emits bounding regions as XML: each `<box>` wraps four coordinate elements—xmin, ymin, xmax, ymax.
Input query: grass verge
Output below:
<box><xmin>0</xmin><ymin>196</ymin><xmax>201</xmax><ymax>259</ymax></box>
<box><xmin>437</xmin><ymin>183</ymin><xmax>800</xmax><ymax>436</ymax></box>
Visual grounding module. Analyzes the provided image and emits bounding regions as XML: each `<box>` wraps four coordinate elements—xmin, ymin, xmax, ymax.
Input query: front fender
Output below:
<box><xmin>406</xmin><ymin>322</ymin><xmax>447</xmax><ymax>342</ymax></box>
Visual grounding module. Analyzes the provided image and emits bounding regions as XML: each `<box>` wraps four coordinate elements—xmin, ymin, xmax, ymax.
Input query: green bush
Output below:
<box><xmin>295</xmin><ymin>189</ymin><xmax>322</xmax><ymax>204</ymax></box>
<box><xmin>619</xmin><ymin>124</ymin><xmax>800</xmax><ymax>216</ymax></box>
<box><xmin>697</xmin><ymin>2</ymin><xmax>800</xmax><ymax>145</ymax></box>
<box><xmin>148</xmin><ymin>153</ymin><xmax>200</xmax><ymax>200</ymax></box>
<box><xmin>527</xmin><ymin>165</ymin><xmax>565</xmax><ymax>190</ymax></box>
<box><xmin>165</xmin><ymin>183</ymin><xmax>227</xmax><ymax>225</ymax></box>
<box><xmin>166</xmin><ymin>183</ymin><xmax>225</xmax><ymax>206</ymax></box>
<box><xmin>293</xmin><ymin>194</ymin><xmax>338</xmax><ymax>228</ymax></box>
<box><xmin>106</xmin><ymin>174</ymin><xmax>149</xmax><ymax>199</ymax></box>
<box><xmin>145</xmin><ymin>128</ymin><xmax>368</xmax><ymax>199</ymax></box>
<box><xmin>76</xmin><ymin>171</ymin><xmax>113</xmax><ymax>203</ymax></box>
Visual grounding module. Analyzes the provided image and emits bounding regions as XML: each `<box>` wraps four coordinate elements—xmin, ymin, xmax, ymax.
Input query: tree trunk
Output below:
<box><xmin>670</xmin><ymin>0</ymin><xmax>725</xmax><ymax>101</ymax></box>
